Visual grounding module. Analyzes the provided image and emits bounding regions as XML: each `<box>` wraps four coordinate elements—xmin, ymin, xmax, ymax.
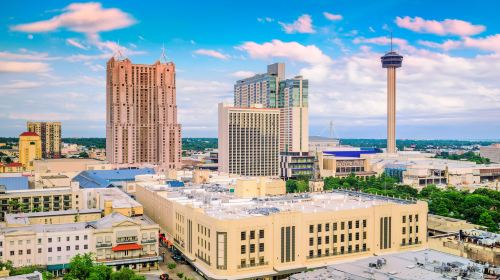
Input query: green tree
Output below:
<box><xmin>478</xmin><ymin>211</ymin><xmax>499</xmax><ymax>232</ymax></box>
<box><xmin>64</xmin><ymin>253</ymin><xmax>94</xmax><ymax>280</ymax></box>
<box><xmin>42</xmin><ymin>271</ymin><xmax>55</xmax><ymax>280</ymax></box>
<box><xmin>296</xmin><ymin>180</ymin><xmax>309</xmax><ymax>192</ymax></box>
<box><xmin>87</xmin><ymin>265</ymin><xmax>112</xmax><ymax>280</ymax></box>
<box><xmin>110</xmin><ymin>268</ymin><xmax>145</xmax><ymax>280</ymax></box>
<box><xmin>286</xmin><ymin>179</ymin><xmax>298</xmax><ymax>193</ymax></box>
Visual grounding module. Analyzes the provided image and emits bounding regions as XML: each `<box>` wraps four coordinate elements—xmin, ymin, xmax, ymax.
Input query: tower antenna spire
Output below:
<box><xmin>160</xmin><ymin>44</ymin><xmax>168</xmax><ymax>63</ymax></box>
<box><xmin>390</xmin><ymin>31</ymin><xmax>393</xmax><ymax>52</ymax></box>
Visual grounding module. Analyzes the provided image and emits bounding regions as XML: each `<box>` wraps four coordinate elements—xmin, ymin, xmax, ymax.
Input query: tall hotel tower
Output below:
<box><xmin>233</xmin><ymin>63</ymin><xmax>313</xmax><ymax>179</ymax></box>
<box><xmin>381</xmin><ymin>39</ymin><xmax>403</xmax><ymax>154</ymax></box>
<box><xmin>106</xmin><ymin>57</ymin><xmax>181</xmax><ymax>168</ymax></box>
<box><xmin>27</xmin><ymin>121</ymin><xmax>61</xmax><ymax>158</ymax></box>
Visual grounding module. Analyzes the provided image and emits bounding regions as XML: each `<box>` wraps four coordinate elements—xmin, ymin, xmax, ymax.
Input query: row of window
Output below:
<box><xmin>8</xmin><ymin>244</ymin><xmax>89</xmax><ymax>256</ymax></box>
<box><xmin>309</xmin><ymin>220</ymin><xmax>367</xmax><ymax>233</ymax></box>
<box><xmin>241</xmin><ymin>229</ymin><xmax>265</xmax><ymax>241</ymax></box>
<box><xmin>308</xmin><ymin>243</ymin><xmax>367</xmax><ymax>258</ymax></box>
<box><xmin>402</xmin><ymin>214</ymin><xmax>419</xmax><ymax>223</ymax></box>
<box><xmin>241</xmin><ymin>243</ymin><xmax>265</xmax><ymax>254</ymax></box>
<box><xmin>309</xmin><ymin>232</ymin><xmax>367</xmax><ymax>246</ymax></box>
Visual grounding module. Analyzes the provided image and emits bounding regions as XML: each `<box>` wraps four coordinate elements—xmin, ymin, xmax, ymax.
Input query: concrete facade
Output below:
<box><xmin>106</xmin><ymin>58</ymin><xmax>181</xmax><ymax>169</ymax></box>
<box><xmin>136</xmin><ymin>184</ymin><xmax>428</xmax><ymax>280</ymax></box>
<box><xmin>27</xmin><ymin>122</ymin><xmax>61</xmax><ymax>159</ymax></box>
<box><xmin>218</xmin><ymin>104</ymin><xmax>280</xmax><ymax>177</ymax></box>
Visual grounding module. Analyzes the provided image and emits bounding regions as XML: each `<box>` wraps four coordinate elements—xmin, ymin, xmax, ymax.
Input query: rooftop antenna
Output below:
<box><xmin>114</xmin><ymin>40</ymin><xmax>124</xmax><ymax>60</ymax></box>
<box><xmin>160</xmin><ymin>44</ymin><xmax>168</xmax><ymax>63</ymax></box>
<box><xmin>390</xmin><ymin>31</ymin><xmax>393</xmax><ymax>52</ymax></box>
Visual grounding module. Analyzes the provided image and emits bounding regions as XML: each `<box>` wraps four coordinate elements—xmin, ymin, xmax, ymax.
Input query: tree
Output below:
<box><xmin>110</xmin><ymin>268</ymin><xmax>145</xmax><ymax>280</ymax></box>
<box><xmin>79</xmin><ymin>152</ymin><xmax>89</xmax><ymax>158</ymax></box>
<box><xmin>42</xmin><ymin>271</ymin><xmax>55</xmax><ymax>280</ymax></box>
<box><xmin>296</xmin><ymin>180</ymin><xmax>309</xmax><ymax>192</ymax></box>
<box><xmin>479</xmin><ymin>211</ymin><xmax>499</xmax><ymax>232</ymax></box>
<box><xmin>87</xmin><ymin>265</ymin><xmax>112</xmax><ymax>280</ymax></box>
<box><xmin>64</xmin><ymin>253</ymin><xmax>94</xmax><ymax>280</ymax></box>
<box><xmin>286</xmin><ymin>179</ymin><xmax>298</xmax><ymax>193</ymax></box>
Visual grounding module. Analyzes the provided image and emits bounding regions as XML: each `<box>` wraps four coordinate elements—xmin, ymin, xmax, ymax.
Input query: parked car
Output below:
<box><xmin>160</xmin><ymin>273</ymin><xmax>169</xmax><ymax>280</ymax></box>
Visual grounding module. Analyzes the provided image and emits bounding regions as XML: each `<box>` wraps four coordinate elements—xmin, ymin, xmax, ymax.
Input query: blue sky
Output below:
<box><xmin>1</xmin><ymin>0</ymin><xmax>499</xmax><ymax>139</ymax></box>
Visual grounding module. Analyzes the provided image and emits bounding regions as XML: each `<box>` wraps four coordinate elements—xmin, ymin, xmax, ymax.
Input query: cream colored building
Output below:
<box><xmin>136</xmin><ymin>184</ymin><xmax>428</xmax><ymax>280</ymax></box>
<box><xmin>27</xmin><ymin>122</ymin><xmax>61</xmax><ymax>159</ymax></box>
<box><xmin>317</xmin><ymin>153</ymin><xmax>376</xmax><ymax>179</ymax></box>
<box><xmin>234</xmin><ymin>177</ymin><xmax>285</xmax><ymax>198</ymax></box>
<box><xmin>4</xmin><ymin>209</ymin><xmax>102</xmax><ymax>227</ymax></box>
<box><xmin>0</xmin><ymin>212</ymin><xmax>160</xmax><ymax>274</ymax></box>
<box><xmin>218</xmin><ymin>103</ymin><xmax>280</xmax><ymax>177</ymax></box>
<box><xmin>480</xmin><ymin>143</ymin><xmax>500</xmax><ymax>163</ymax></box>
<box><xmin>18</xmin><ymin>132</ymin><xmax>42</xmax><ymax>171</ymax></box>
<box><xmin>0</xmin><ymin>182</ymin><xmax>83</xmax><ymax>221</ymax></box>
<box><xmin>84</xmin><ymin>187</ymin><xmax>143</xmax><ymax>217</ymax></box>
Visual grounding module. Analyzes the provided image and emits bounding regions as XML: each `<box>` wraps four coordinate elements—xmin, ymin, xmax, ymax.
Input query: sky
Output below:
<box><xmin>0</xmin><ymin>0</ymin><xmax>499</xmax><ymax>139</ymax></box>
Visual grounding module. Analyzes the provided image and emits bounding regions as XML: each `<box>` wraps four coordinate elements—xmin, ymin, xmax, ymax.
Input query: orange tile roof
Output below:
<box><xmin>112</xmin><ymin>243</ymin><xmax>142</xmax><ymax>251</ymax></box>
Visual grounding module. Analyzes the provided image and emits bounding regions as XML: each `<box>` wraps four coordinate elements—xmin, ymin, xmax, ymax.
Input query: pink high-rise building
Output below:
<box><xmin>106</xmin><ymin>57</ymin><xmax>181</xmax><ymax>169</ymax></box>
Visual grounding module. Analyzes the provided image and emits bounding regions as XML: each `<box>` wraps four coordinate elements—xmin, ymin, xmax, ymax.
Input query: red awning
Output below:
<box><xmin>112</xmin><ymin>243</ymin><xmax>142</xmax><ymax>251</ymax></box>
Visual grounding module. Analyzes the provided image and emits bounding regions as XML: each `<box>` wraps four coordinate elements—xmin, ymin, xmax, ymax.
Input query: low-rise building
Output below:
<box><xmin>0</xmin><ymin>212</ymin><xmax>160</xmax><ymax>275</ymax></box>
<box><xmin>85</xmin><ymin>187</ymin><xmax>143</xmax><ymax>217</ymax></box>
<box><xmin>4</xmin><ymin>209</ymin><xmax>102</xmax><ymax>227</ymax></box>
<box><xmin>289</xmin><ymin>249</ymin><xmax>487</xmax><ymax>280</ymax></box>
<box><xmin>318</xmin><ymin>153</ymin><xmax>376</xmax><ymax>179</ymax></box>
<box><xmin>136</xmin><ymin>183</ymin><xmax>428</xmax><ymax>280</ymax></box>
<box><xmin>480</xmin><ymin>143</ymin><xmax>500</xmax><ymax>163</ymax></box>
<box><xmin>0</xmin><ymin>182</ymin><xmax>83</xmax><ymax>221</ymax></box>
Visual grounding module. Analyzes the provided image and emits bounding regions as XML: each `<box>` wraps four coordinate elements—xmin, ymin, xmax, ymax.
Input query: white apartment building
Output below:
<box><xmin>218</xmin><ymin>103</ymin><xmax>280</xmax><ymax>177</ymax></box>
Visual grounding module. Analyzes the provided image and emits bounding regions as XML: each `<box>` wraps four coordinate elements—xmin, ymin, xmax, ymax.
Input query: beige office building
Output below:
<box><xmin>218</xmin><ymin>103</ymin><xmax>280</xmax><ymax>177</ymax></box>
<box><xmin>136</xmin><ymin>184</ymin><xmax>428</xmax><ymax>280</ymax></box>
<box><xmin>27</xmin><ymin>122</ymin><xmax>62</xmax><ymax>159</ymax></box>
<box><xmin>106</xmin><ymin>57</ymin><xmax>181</xmax><ymax>169</ymax></box>
<box><xmin>480</xmin><ymin>143</ymin><xmax>500</xmax><ymax>163</ymax></box>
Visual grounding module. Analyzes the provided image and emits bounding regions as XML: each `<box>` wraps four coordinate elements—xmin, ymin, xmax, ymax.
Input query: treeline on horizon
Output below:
<box><xmin>0</xmin><ymin>137</ymin><xmax>497</xmax><ymax>151</ymax></box>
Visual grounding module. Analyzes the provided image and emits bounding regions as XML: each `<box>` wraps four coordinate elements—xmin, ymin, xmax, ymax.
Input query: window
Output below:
<box><xmin>18</xmin><ymin>250</ymin><xmax>23</xmax><ymax>255</ymax></box>
<box><xmin>309</xmin><ymin>250</ymin><xmax>313</xmax><ymax>257</ymax></box>
<box><xmin>355</xmin><ymin>232</ymin><xmax>359</xmax><ymax>241</ymax></box>
<box><xmin>48</xmin><ymin>238</ymin><xmax>52</xmax><ymax>243</ymax></box>
<box><xmin>10</xmin><ymin>251</ymin><xmax>14</xmax><ymax>256</ymax></box>
<box><xmin>48</xmin><ymin>248</ymin><xmax>52</xmax><ymax>252</ymax></box>
<box><xmin>38</xmin><ymin>248</ymin><xmax>42</xmax><ymax>254</ymax></box>
<box><xmin>259</xmin><ymin>256</ymin><xmax>264</xmax><ymax>265</ymax></box>
<box><xmin>363</xmin><ymin>243</ymin><xmax>367</xmax><ymax>251</ymax></box>
<box><xmin>363</xmin><ymin>219</ymin><xmax>367</xmax><ymax>227</ymax></box>
<box><xmin>402</xmin><ymin>216</ymin><xmax>406</xmax><ymax>223</ymax></box>
<box><xmin>66</xmin><ymin>246</ymin><xmax>70</xmax><ymax>251</ymax></box>
<box><xmin>259</xmin><ymin>243</ymin><xmax>264</xmax><ymax>252</ymax></box>
<box><xmin>363</xmin><ymin>231</ymin><xmax>367</xmax><ymax>239</ymax></box>
<box><xmin>309</xmin><ymin>225</ymin><xmax>314</xmax><ymax>233</ymax></box>
<box><xmin>341</xmin><ymin>234</ymin><xmax>345</xmax><ymax>242</ymax></box>
<box><xmin>410</xmin><ymin>227</ymin><xmax>413</xmax><ymax>234</ymax></box>
<box><xmin>333</xmin><ymin>235</ymin><xmax>337</xmax><ymax>243</ymax></box>
<box><xmin>37</xmin><ymin>238</ymin><xmax>42</xmax><ymax>244</ymax></box>
<box><xmin>76</xmin><ymin>245</ymin><xmax>79</xmax><ymax>250</ymax></box>
<box><xmin>409</xmin><ymin>215</ymin><xmax>413</xmax><ymax>222</ymax></box>
<box><xmin>27</xmin><ymin>249</ymin><xmax>31</xmax><ymax>255</ymax></box>
<box><xmin>348</xmin><ymin>245</ymin><xmax>352</xmax><ymax>253</ymax></box>
<box><xmin>355</xmin><ymin>244</ymin><xmax>360</xmax><ymax>252</ymax></box>
<box><xmin>341</xmin><ymin>222</ymin><xmax>345</xmax><ymax>230</ymax></box>
<box><xmin>333</xmin><ymin>223</ymin><xmax>337</xmax><ymax>231</ymax></box>
<box><xmin>75</xmin><ymin>236</ymin><xmax>80</xmax><ymax>241</ymax></box>
<box><xmin>348</xmin><ymin>233</ymin><xmax>352</xmax><ymax>241</ymax></box>
<box><xmin>241</xmin><ymin>245</ymin><xmax>246</xmax><ymax>254</ymax></box>
<box><xmin>66</xmin><ymin>237</ymin><xmax>70</xmax><ymax>241</ymax></box>
<box><xmin>240</xmin><ymin>259</ymin><xmax>246</xmax><ymax>267</ymax></box>
<box><xmin>250</xmin><ymin>231</ymin><xmax>255</xmax><ymax>240</ymax></box>
<box><xmin>57</xmin><ymin>247</ymin><xmax>61</xmax><ymax>252</ymax></box>
<box><xmin>259</xmin><ymin>230</ymin><xmax>264</xmax><ymax>239</ymax></box>
<box><xmin>325</xmin><ymin>248</ymin><xmax>330</xmax><ymax>255</ymax></box>
<box><xmin>355</xmin><ymin>220</ymin><xmax>360</xmax><ymax>228</ymax></box>
<box><xmin>309</xmin><ymin>237</ymin><xmax>314</xmax><ymax>246</ymax></box>
<box><xmin>402</xmin><ymin>238</ymin><xmax>406</xmax><ymax>245</ymax></box>
<box><xmin>241</xmin><ymin>231</ymin><xmax>246</xmax><ymax>241</ymax></box>
<box><xmin>415</xmin><ymin>214</ymin><xmax>419</xmax><ymax>222</ymax></box>
<box><xmin>57</xmin><ymin>237</ymin><xmax>61</xmax><ymax>242</ymax></box>
<box><xmin>325</xmin><ymin>223</ymin><xmax>330</xmax><ymax>232</ymax></box>
<box><xmin>402</xmin><ymin>227</ymin><xmax>406</xmax><ymax>234</ymax></box>
<box><xmin>416</xmin><ymin>226</ymin><xmax>419</xmax><ymax>233</ymax></box>
<box><xmin>409</xmin><ymin>237</ymin><xmax>413</xmax><ymax>244</ymax></box>
<box><xmin>84</xmin><ymin>235</ymin><xmax>88</xmax><ymax>240</ymax></box>
<box><xmin>317</xmin><ymin>249</ymin><xmax>322</xmax><ymax>256</ymax></box>
<box><xmin>317</xmin><ymin>224</ymin><xmax>322</xmax><ymax>232</ymax></box>
<box><xmin>84</xmin><ymin>245</ymin><xmax>88</xmax><ymax>250</ymax></box>
<box><xmin>348</xmin><ymin>221</ymin><xmax>352</xmax><ymax>230</ymax></box>
<box><xmin>415</xmin><ymin>237</ymin><xmax>419</xmax><ymax>244</ymax></box>
<box><xmin>325</xmin><ymin>236</ymin><xmax>330</xmax><ymax>244</ymax></box>
<box><xmin>18</xmin><ymin>240</ymin><xmax>22</xmax><ymax>245</ymax></box>
<box><xmin>317</xmin><ymin>237</ymin><xmax>322</xmax><ymax>245</ymax></box>
<box><xmin>249</xmin><ymin>244</ymin><xmax>255</xmax><ymax>253</ymax></box>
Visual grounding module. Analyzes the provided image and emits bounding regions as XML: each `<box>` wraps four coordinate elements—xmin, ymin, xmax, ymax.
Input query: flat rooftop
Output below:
<box><xmin>5</xmin><ymin>209</ymin><xmax>102</xmax><ymax>225</ymax></box>
<box><xmin>143</xmin><ymin>184</ymin><xmax>416</xmax><ymax>220</ymax></box>
<box><xmin>94</xmin><ymin>188</ymin><xmax>142</xmax><ymax>208</ymax></box>
<box><xmin>289</xmin><ymin>249</ymin><xmax>484</xmax><ymax>280</ymax></box>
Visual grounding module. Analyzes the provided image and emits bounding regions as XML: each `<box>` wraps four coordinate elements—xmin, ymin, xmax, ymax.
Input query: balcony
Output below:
<box><xmin>141</xmin><ymin>238</ymin><xmax>156</xmax><ymax>244</ymax></box>
<box><xmin>96</xmin><ymin>242</ymin><xmax>113</xmax><ymax>248</ymax></box>
<box><xmin>117</xmin><ymin>237</ymin><xmax>138</xmax><ymax>244</ymax></box>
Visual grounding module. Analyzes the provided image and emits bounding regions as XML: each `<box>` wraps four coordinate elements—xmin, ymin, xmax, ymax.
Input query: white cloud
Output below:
<box><xmin>193</xmin><ymin>49</ymin><xmax>229</xmax><ymax>60</ymax></box>
<box><xmin>11</xmin><ymin>2</ymin><xmax>135</xmax><ymax>34</ymax></box>
<box><xmin>0</xmin><ymin>61</ymin><xmax>50</xmax><ymax>73</ymax></box>
<box><xmin>257</xmin><ymin>17</ymin><xmax>274</xmax><ymax>23</ymax></box>
<box><xmin>0</xmin><ymin>50</ymin><xmax>60</xmax><ymax>61</ymax></box>
<box><xmin>323</xmin><ymin>12</ymin><xmax>342</xmax><ymax>21</ymax></box>
<box><xmin>395</xmin><ymin>16</ymin><xmax>485</xmax><ymax>37</ymax></box>
<box><xmin>238</xmin><ymin>40</ymin><xmax>332</xmax><ymax>65</ymax></box>
<box><xmin>66</xmin><ymin>38</ymin><xmax>88</xmax><ymax>50</ymax></box>
<box><xmin>231</xmin><ymin>71</ymin><xmax>256</xmax><ymax>78</ymax></box>
<box><xmin>463</xmin><ymin>34</ymin><xmax>500</xmax><ymax>53</ymax></box>
<box><xmin>279</xmin><ymin>14</ymin><xmax>315</xmax><ymax>34</ymax></box>
<box><xmin>418</xmin><ymin>39</ymin><xmax>462</xmax><ymax>51</ymax></box>
<box><xmin>0</xmin><ymin>80</ymin><xmax>43</xmax><ymax>89</ymax></box>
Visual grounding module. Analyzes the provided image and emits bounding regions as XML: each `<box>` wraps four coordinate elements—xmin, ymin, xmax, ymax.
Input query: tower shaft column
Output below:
<box><xmin>387</xmin><ymin>67</ymin><xmax>396</xmax><ymax>154</ymax></box>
